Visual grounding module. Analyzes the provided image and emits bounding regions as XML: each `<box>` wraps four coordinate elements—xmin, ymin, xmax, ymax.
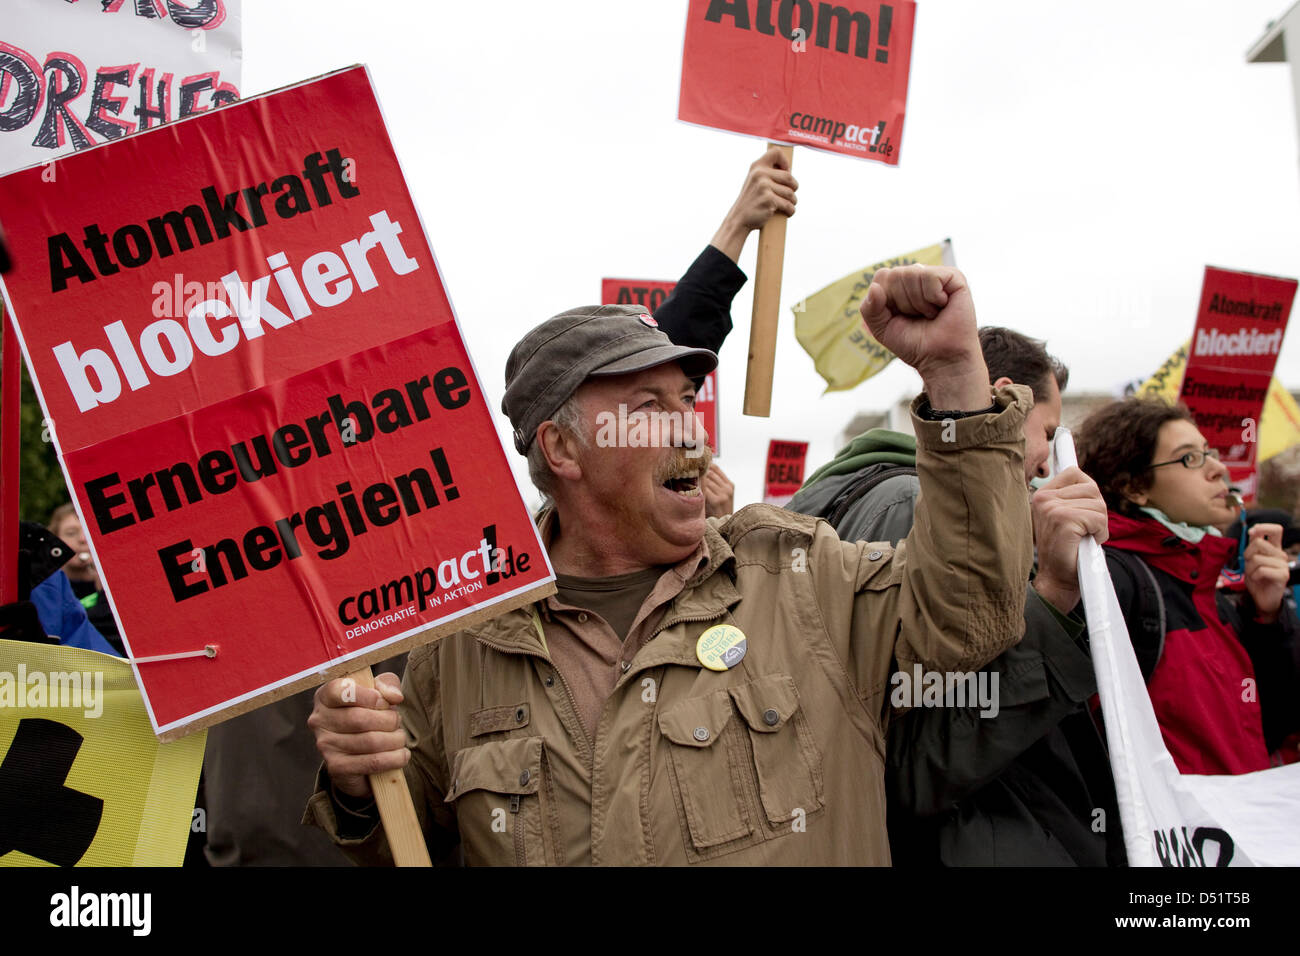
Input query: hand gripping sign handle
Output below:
<box><xmin>343</xmin><ymin>665</ymin><xmax>432</xmax><ymax>867</ymax></box>
<box><xmin>743</xmin><ymin>143</ymin><xmax>795</xmax><ymax>417</ymax></box>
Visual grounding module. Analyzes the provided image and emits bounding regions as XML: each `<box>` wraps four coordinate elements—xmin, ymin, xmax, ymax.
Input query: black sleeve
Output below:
<box><xmin>886</xmin><ymin>585</ymin><xmax>1097</xmax><ymax>817</ymax></box>
<box><xmin>653</xmin><ymin>245</ymin><xmax>746</xmax><ymax>354</ymax></box>
<box><xmin>1224</xmin><ymin>592</ymin><xmax>1300</xmax><ymax>751</ymax></box>
<box><xmin>1103</xmin><ymin>548</ymin><xmax>1164</xmax><ymax>682</ymax></box>
<box><xmin>1103</xmin><ymin>548</ymin><xmax>1138</xmax><ymax>617</ymax></box>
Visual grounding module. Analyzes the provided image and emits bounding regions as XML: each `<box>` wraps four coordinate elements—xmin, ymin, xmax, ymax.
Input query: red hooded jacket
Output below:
<box><xmin>1103</xmin><ymin>512</ymin><xmax>1292</xmax><ymax>775</ymax></box>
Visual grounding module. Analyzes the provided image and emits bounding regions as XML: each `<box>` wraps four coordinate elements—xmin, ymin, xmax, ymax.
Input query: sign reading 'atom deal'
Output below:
<box><xmin>0</xmin><ymin>66</ymin><xmax>554</xmax><ymax>738</ymax></box>
<box><xmin>678</xmin><ymin>0</ymin><xmax>916</xmax><ymax>163</ymax></box>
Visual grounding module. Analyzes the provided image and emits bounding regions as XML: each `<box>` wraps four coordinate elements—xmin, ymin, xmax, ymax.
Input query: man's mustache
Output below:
<box><xmin>655</xmin><ymin>443</ymin><xmax>714</xmax><ymax>481</ymax></box>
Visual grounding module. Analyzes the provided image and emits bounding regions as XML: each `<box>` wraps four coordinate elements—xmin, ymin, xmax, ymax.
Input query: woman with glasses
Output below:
<box><xmin>1076</xmin><ymin>398</ymin><xmax>1300</xmax><ymax>775</ymax></box>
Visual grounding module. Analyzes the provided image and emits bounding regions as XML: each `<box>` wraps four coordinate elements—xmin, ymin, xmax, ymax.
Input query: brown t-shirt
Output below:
<box><xmin>533</xmin><ymin>508</ymin><xmax>710</xmax><ymax>748</ymax></box>
<box><xmin>554</xmin><ymin>568</ymin><xmax>665</xmax><ymax>645</ymax></box>
<box><xmin>543</xmin><ymin>562</ymin><xmax>695</xmax><ymax>744</ymax></box>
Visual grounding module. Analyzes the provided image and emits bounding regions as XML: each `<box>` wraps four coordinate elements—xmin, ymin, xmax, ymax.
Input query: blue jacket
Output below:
<box><xmin>30</xmin><ymin>570</ymin><xmax>121</xmax><ymax>657</ymax></box>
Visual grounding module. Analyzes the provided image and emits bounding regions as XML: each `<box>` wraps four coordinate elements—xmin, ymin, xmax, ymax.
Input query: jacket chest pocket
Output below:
<box><xmin>658</xmin><ymin>673</ymin><xmax>824</xmax><ymax>861</ymax></box>
<box><xmin>446</xmin><ymin>736</ymin><xmax>555</xmax><ymax>866</ymax></box>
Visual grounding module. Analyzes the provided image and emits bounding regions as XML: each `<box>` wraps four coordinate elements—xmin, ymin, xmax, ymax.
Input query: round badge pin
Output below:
<box><xmin>696</xmin><ymin>624</ymin><xmax>747</xmax><ymax>671</ymax></box>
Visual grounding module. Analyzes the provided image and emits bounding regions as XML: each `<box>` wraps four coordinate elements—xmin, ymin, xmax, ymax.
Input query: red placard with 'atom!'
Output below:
<box><xmin>679</xmin><ymin>0</ymin><xmax>916</xmax><ymax>163</ymax></box>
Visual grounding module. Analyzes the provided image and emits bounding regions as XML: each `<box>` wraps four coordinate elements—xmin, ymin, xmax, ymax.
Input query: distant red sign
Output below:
<box><xmin>763</xmin><ymin>439</ymin><xmax>808</xmax><ymax>506</ymax></box>
<box><xmin>678</xmin><ymin>0</ymin><xmax>916</xmax><ymax>164</ymax></box>
<box><xmin>603</xmin><ymin>277</ymin><xmax>677</xmax><ymax>314</ymax></box>
<box><xmin>1177</xmin><ymin>266</ymin><xmax>1296</xmax><ymax>499</ymax></box>
<box><xmin>694</xmin><ymin>367</ymin><xmax>720</xmax><ymax>458</ymax></box>
<box><xmin>0</xmin><ymin>67</ymin><xmax>553</xmax><ymax>736</ymax></box>
<box><xmin>602</xmin><ymin>277</ymin><xmax>720</xmax><ymax>456</ymax></box>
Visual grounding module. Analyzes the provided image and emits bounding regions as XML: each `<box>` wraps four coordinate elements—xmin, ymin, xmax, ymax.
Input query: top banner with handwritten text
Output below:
<box><xmin>0</xmin><ymin>0</ymin><xmax>242</xmax><ymax>175</ymax></box>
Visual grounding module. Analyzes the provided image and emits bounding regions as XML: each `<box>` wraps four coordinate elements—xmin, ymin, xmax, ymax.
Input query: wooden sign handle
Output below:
<box><xmin>344</xmin><ymin>665</ymin><xmax>432</xmax><ymax>867</ymax></box>
<box><xmin>743</xmin><ymin>142</ymin><xmax>795</xmax><ymax>418</ymax></box>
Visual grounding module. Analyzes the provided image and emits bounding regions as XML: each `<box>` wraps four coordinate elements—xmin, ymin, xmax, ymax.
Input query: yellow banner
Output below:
<box><xmin>0</xmin><ymin>639</ymin><xmax>205</xmax><ymax>866</ymax></box>
<box><xmin>794</xmin><ymin>240</ymin><xmax>954</xmax><ymax>392</ymax></box>
<box><xmin>1137</xmin><ymin>341</ymin><xmax>1300</xmax><ymax>463</ymax></box>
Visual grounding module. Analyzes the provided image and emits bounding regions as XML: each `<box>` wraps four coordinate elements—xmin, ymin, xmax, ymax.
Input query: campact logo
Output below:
<box><xmin>787</xmin><ymin>113</ymin><xmax>893</xmax><ymax>156</ymax></box>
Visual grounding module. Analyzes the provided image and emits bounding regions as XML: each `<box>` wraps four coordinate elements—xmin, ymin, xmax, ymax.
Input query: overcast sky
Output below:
<box><xmin>244</xmin><ymin>0</ymin><xmax>1300</xmax><ymax>507</ymax></box>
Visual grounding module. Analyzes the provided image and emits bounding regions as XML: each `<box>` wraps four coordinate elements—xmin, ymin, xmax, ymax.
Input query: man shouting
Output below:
<box><xmin>305</xmin><ymin>265</ymin><xmax>1033</xmax><ymax>865</ymax></box>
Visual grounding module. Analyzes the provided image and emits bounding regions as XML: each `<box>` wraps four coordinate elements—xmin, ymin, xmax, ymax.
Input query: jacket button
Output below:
<box><xmin>515</xmin><ymin>707</ymin><xmax>526</xmax><ymax>723</ymax></box>
<box><xmin>763</xmin><ymin>708</ymin><xmax>780</xmax><ymax>726</ymax></box>
<box><xmin>693</xmin><ymin>726</ymin><xmax>710</xmax><ymax>742</ymax></box>
<box><xmin>578</xmin><ymin>612</ymin><xmax>588</xmax><ymax>623</ymax></box>
<box><xmin>519</xmin><ymin>769</ymin><xmax>530</xmax><ymax>786</ymax></box>
<box><xmin>868</xmin><ymin>550</ymin><xmax>883</xmax><ymax>561</ymax></box>
<box><xmin>1190</xmin><ymin>569</ymin><xmax>1199</xmax><ymax>580</ymax></box>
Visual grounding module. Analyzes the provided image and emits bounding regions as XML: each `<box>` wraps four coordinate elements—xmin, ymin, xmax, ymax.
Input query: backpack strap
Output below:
<box><xmin>1104</xmin><ymin>547</ymin><xmax>1166</xmax><ymax>681</ymax></box>
<box><xmin>823</xmin><ymin>464</ymin><xmax>918</xmax><ymax>528</ymax></box>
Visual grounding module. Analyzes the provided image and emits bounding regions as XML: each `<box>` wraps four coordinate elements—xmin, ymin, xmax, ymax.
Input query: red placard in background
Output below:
<box><xmin>763</xmin><ymin>439</ymin><xmax>808</xmax><ymax>506</ymax></box>
<box><xmin>694</xmin><ymin>366</ymin><xmax>720</xmax><ymax>458</ymax></box>
<box><xmin>1177</xmin><ymin>266</ymin><xmax>1296</xmax><ymax>500</ymax></box>
<box><xmin>678</xmin><ymin>0</ymin><xmax>916</xmax><ymax>164</ymax></box>
<box><xmin>602</xmin><ymin>277</ymin><xmax>678</xmax><ymax>314</ymax></box>
<box><xmin>0</xmin><ymin>67</ymin><xmax>553</xmax><ymax>735</ymax></box>
<box><xmin>602</xmin><ymin>277</ymin><xmax>719</xmax><ymax>456</ymax></box>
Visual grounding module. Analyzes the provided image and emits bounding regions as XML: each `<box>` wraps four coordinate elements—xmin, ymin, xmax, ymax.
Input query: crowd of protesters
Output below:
<box><xmin>7</xmin><ymin>148</ymin><xmax>1299</xmax><ymax>867</ymax></box>
<box><xmin>302</xmin><ymin>148</ymin><xmax>1300</xmax><ymax>866</ymax></box>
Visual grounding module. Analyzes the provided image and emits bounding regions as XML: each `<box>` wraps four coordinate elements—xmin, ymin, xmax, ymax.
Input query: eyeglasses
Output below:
<box><xmin>1145</xmin><ymin>448</ymin><xmax>1220</xmax><ymax>471</ymax></box>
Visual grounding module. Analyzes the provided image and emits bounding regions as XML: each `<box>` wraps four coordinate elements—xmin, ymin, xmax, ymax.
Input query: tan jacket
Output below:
<box><xmin>305</xmin><ymin>386</ymin><xmax>1034</xmax><ymax>865</ymax></box>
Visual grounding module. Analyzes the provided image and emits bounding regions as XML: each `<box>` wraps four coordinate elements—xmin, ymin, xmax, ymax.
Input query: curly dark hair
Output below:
<box><xmin>1075</xmin><ymin>397</ymin><xmax>1195</xmax><ymax>515</ymax></box>
<box><xmin>978</xmin><ymin>327</ymin><xmax>1069</xmax><ymax>403</ymax></box>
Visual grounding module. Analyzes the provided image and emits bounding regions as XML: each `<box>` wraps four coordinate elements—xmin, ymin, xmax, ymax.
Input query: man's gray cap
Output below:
<box><xmin>502</xmin><ymin>304</ymin><xmax>718</xmax><ymax>454</ymax></box>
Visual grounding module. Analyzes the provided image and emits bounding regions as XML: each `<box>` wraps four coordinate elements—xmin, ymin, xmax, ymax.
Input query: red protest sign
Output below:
<box><xmin>694</xmin><ymin>367</ymin><xmax>720</xmax><ymax>458</ymax></box>
<box><xmin>0</xmin><ymin>67</ymin><xmax>553</xmax><ymax>737</ymax></box>
<box><xmin>678</xmin><ymin>0</ymin><xmax>916</xmax><ymax>163</ymax></box>
<box><xmin>763</xmin><ymin>439</ymin><xmax>808</xmax><ymax>506</ymax></box>
<box><xmin>602</xmin><ymin>277</ymin><xmax>720</xmax><ymax>455</ymax></box>
<box><xmin>1178</xmin><ymin>266</ymin><xmax>1296</xmax><ymax>498</ymax></box>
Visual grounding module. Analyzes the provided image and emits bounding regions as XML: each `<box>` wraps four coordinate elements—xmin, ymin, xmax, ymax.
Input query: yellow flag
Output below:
<box><xmin>1137</xmin><ymin>342</ymin><xmax>1300</xmax><ymax>463</ymax></box>
<box><xmin>0</xmin><ymin>639</ymin><xmax>206</xmax><ymax>867</ymax></box>
<box><xmin>794</xmin><ymin>240</ymin><xmax>954</xmax><ymax>392</ymax></box>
